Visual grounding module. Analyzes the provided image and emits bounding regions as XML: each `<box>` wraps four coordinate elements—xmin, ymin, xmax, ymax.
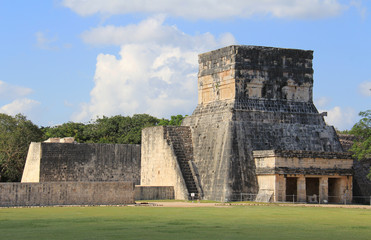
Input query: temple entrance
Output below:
<box><xmin>286</xmin><ymin>177</ymin><xmax>297</xmax><ymax>202</ymax></box>
<box><xmin>328</xmin><ymin>178</ymin><xmax>341</xmax><ymax>203</ymax></box>
<box><xmin>306</xmin><ymin>178</ymin><xmax>319</xmax><ymax>203</ymax></box>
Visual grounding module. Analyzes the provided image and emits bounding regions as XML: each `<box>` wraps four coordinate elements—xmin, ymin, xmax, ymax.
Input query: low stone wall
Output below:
<box><xmin>135</xmin><ymin>186</ymin><xmax>174</xmax><ymax>200</ymax></box>
<box><xmin>0</xmin><ymin>182</ymin><xmax>134</xmax><ymax>207</ymax></box>
<box><xmin>22</xmin><ymin>143</ymin><xmax>141</xmax><ymax>185</ymax></box>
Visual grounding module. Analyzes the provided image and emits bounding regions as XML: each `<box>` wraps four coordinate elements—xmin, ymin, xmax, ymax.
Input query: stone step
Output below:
<box><xmin>183</xmin><ymin>176</ymin><xmax>194</xmax><ymax>179</ymax></box>
<box><xmin>166</xmin><ymin>126</ymin><xmax>198</xmax><ymax>198</ymax></box>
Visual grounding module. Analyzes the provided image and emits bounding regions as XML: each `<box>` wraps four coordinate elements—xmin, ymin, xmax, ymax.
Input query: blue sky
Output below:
<box><xmin>0</xmin><ymin>0</ymin><xmax>370</xmax><ymax>130</ymax></box>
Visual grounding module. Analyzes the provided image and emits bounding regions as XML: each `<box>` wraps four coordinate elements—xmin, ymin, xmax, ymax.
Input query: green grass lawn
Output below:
<box><xmin>0</xmin><ymin>205</ymin><xmax>370</xmax><ymax>240</ymax></box>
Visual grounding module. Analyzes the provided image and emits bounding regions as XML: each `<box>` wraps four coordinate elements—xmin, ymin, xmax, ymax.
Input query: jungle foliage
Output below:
<box><xmin>42</xmin><ymin>114</ymin><xmax>185</xmax><ymax>144</ymax></box>
<box><xmin>349</xmin><ymin>110</ymin><xmax>371</xmax><ymax>179</ymax></box>
<box><xmin>0</xmin><ymin>114</ymin><xmax>43</xmax><ymax>182</ymax></box>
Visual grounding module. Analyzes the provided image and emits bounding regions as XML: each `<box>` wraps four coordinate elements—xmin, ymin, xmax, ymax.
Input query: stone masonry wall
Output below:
<box><xmin>233</xmin><ymin>46</ymin><xmax>314</xmax><ymax>102</ymax></box>
<box><xmin>198</xmin><ymin>46</ymin><xmax>314</xmax><ymax>105</ymax></box>
<box><xmin>253</xmin><ymin>150</ymin><xmax>353</xmax><ymax>175</ymax></box>
<box><xmin>22</xmin><ymin>143</ymin><xmax>141</xmax><ymax>185</ymax></box>
<box><xmin>135</xmin><ymin>186</ymin><xmax>175</xmax><ymax>200</ymax></box>
<box><xmin>141</xmin><ymin>126</ymin><xmax>189</xmax><ymax>200</ymax></box>
<box><xmin>0</xmin><ymin>182</ymin><xmax>134</xmax><ymax>207</ymax></box>
<box><xmin>183</xmin><ymin>108</ymin><xmax>238</xmax><ymax>201</ymax></box>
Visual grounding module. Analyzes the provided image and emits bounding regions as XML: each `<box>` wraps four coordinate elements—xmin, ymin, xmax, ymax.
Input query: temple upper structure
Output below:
<box><xmin>197</xmin><ymin>46</ymin><xmax>313</xmax><ymax>104</ymax></box>
<box><xmin>142</xmin><ymin>45</ymin><xmax>353</xmax><ymax>203</ymax></box>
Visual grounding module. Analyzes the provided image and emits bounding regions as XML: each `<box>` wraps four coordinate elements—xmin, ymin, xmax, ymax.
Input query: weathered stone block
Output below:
<box><xmin>0</xmin><ymin>182</ymin><xmax>134</xmax><ymax>207</ymax></box>
<box><xmin>135</xmin><ymin>186</ymin><xmax>174</xmax><ymax>200</ymax></box>
<box><xmin>22</xmin><ymin>143</ymin><xmax>141</xmax><ymax>184</ymax></box>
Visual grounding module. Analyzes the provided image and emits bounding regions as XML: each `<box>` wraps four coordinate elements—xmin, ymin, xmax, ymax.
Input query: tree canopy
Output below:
<box><xmin>158</xmin><ymin>114</ymin><xmax>186</xmax><ymax>126</ymax></box>
<box><xmin>84</xmin><ymin>114</ymin><xmax>161</xmax><ymax>144</ymax></box>
<box><xmin>42</xmin><ymin>114</ymin><xmax>186</xmax><ymax>144</ymax></box>
<box><xmin>42</xmin><ymin>122</ymin><xmax>87</xmax><ymax>142</ymax></box>
<box><xmin>349</xmin><ymin>110</ymin><xmax>371</xmax><ymax>179</ymax></box>
<box><xmin>0</xmin><ymin>114</ymin><xmax>43</xmax><ymax>182</ymax></box>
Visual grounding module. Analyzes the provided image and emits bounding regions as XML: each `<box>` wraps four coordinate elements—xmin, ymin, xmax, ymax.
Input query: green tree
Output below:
<box><xmin>42</xmin><ymin>114</ymin><xmax>186</xmax><ymax>144</ymax></box>
<box><xmin>0</xmin><ymin>114</ymin><xmax>43</xmax><ymax>182</ymax></box>
<box><xmin>42</xmin><ymin>122</ymin><xmax>87</xmax><ymax>142</ymax></box>
<box><xmin>169</xmin><ymin>114</ymin><xmax>186</xmax><ymax>126</ymax></box>
<box><xmin>158</xmin><ymin>118</ymin><xmax>170</xmax><ymax>126</ymax></box>
<box><xmin>87</xmin><ymin>114</ymin><xmax>160</xmax><ymax>144</ymax></box>
<box><xmin>158</xmin><ymin>115</ymin><xmax>187</xmax><ymax>126</ymax></box>
<box><xmin>349</xmin><ymin>110</ymin><xmax>371</xmax><ymax>180</ymax></box>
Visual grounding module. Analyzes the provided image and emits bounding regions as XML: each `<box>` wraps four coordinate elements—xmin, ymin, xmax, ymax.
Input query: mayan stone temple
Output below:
<box><xmin>3</xmin><ymin>45</ymin><xmax>356</xmax><ymax>207</ymax></box>
<box><xmin>141</xmin><ymin>45</ymin><xmax>353</xmax><ymax>203</ymax></box>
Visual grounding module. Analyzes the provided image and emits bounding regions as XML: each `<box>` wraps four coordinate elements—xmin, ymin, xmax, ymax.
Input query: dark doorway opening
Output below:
<box><xmin>328</xmin><ymin>178</ymin><xmax>341</xmax><ymax>203</ymax></box>
<box><xmin>286</xmin><ymin>177</ymin><xmax>297</xmax><ymax>202</ymax></box>
<box><xmin>306</xmin><ymin>178</ymin><xmax>319</xmax><ymax>203</ymax></box>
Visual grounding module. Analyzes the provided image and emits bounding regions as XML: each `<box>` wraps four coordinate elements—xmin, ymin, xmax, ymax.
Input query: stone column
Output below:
<box><xmin>319</xmin><ymin>177</ymin><xmax>328</xmax><ymax>203</ymax></box>
<box><xmin>346</xmin><ymin>176</ymin><xmax>353</xmax><ymax>203</ymax></box>
<box><xmin>297</xmin><ymin>176</ymin><xmax>306</xmax><ymax>202</ymax></box>
<box><xmin>339</xmin><ymin>176</ymin><xmax>353</xmax><ymax>204</ymax></box>
<box><xmin>275</xmin><ymin>175</ymin><xmax>286</xmax><ymax>202</ymax></box>
<box><xmin>282</xmin><ymin>176</ymin><xmax>287</xmax><ymax>202</ymax></box>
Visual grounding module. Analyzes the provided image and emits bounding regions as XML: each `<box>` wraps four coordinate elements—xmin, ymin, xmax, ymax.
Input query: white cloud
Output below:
<box><xmin>351</xmin><ymin>0</ymin><xmax>367</xmax><ymax>19</ymax></box>
<box><xmin>358</xmin><ymin>81</ymin><xmax>371</xmax><ymax>96</ymax></box>
<box><xmin>0</xmin><ymin>98</ymin><xmax>41</xmax><ymax>116</ymax></box>
<box><xmin>314</xmin><ymin>96</ymin><xmax>331</xmax><ymax>108</ymax></box>
<box><xmin>62</xmin><ymin>0</ymin><xmax>348</xmax><ymax>19</ymax></box>
<box><xmin>35</xmin><ymin>31</ymin><xmax>59</xmax><ymax>50</ymax></box>
<box><xmin>81</xmin><ymin>15</ymin><xmax>234</xmax><ymax>50</ymax></box>
<box><xmin>320</xmin><ymin>106</ymin><xmax>357</xmax><ymax>130</ymax></box>
<box><xmin>0</xmin><ymin>80</ymin><xmax>33</xmax><ymax>100</ymax></box>
<box><xmin>0</xmin><ymin>81</ymin><xmax>43</xmax><ymax>124</ymax></box>
<box><xmin>72</xmin><ymin>17</ymin><xmax>236</xmax><ymax>122</ymax></box>
<box><xmin>81</xmin><ymin>15</ymin><xmax>171</xmax><ymax>46</ymax></box>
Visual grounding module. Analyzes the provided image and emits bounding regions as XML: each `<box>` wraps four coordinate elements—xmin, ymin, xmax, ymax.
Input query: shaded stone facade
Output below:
<box><xmin>0</xmin><ymin>182</ymin><xmax>135</xmax><ymax>207</ymax></box>
<box><xmin>142</xmin><ymin>45</ymin><xmax>353</xmax><ymax>202</ymax></box>
<box><xmin>135</xmin><ymin>186</ymin><xmax>175</xmax><ymax>201</ymax></box>
<box><xmin>15</xmin><ymin>141</ymin><xmax>142</xmax><ymax>206</ymax></box>
<box><xmin>22</xmin><ymin>142</ymin><xmax>141</xmax><ymax>184</ymax></box>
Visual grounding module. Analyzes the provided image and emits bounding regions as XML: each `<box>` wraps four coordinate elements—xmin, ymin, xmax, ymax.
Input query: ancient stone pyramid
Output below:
<box><xmin>181</xmin><ymin>45</ymin><xmax>344</xmax><ymax>201</ymax></box>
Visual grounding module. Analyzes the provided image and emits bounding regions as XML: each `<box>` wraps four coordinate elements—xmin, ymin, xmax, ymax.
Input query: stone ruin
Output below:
<box><xmin>13</xmin><ymin>140</ymin><xmax>173</xmax><ymax>207</ymax></box>
<box><xmin>2</xmin><ymin>45</ymin><xmax>359</xmax><ymax>207</ymax></box>
<box><xmin>141</xmin><ymin>45</ymin><xmax>353</xmax><ymax>203</ymax></box>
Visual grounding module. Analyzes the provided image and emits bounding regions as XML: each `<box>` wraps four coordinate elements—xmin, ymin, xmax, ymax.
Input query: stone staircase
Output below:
<box><xmin>165</xmin><ymin>126</ymin><xmax>200</xmax><ymax>199</ymax></box>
